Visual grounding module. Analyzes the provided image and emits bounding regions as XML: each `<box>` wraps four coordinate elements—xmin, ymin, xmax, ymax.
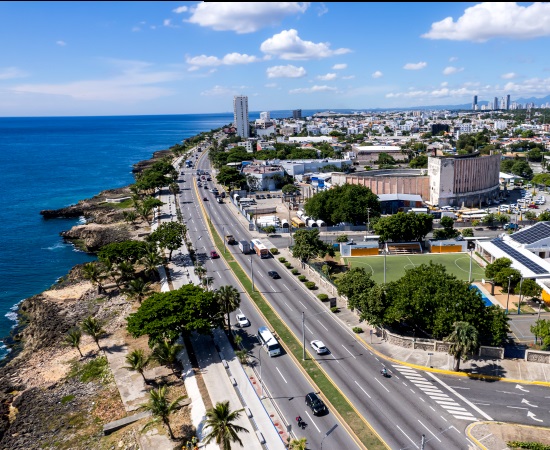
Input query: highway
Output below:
<box><xmin>175</xmin><ymin>156</ymin><xmax>362</xmax><ymax>450</ymax></box>
<box><xmin>179</xmin><ymin>147</ymin><xmax>550</xmax><ymax>450</ymax></box>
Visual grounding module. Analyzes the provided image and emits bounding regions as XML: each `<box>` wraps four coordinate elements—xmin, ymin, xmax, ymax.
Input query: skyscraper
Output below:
<box><xmin>472</xmin><ymin>95</ymin><xmax>478</xmax><ymax>110</ymax></box>
<box><xmin>233</xmin><ymin>95</ymin><xmax>249</xmax><ymax>138</ymax></box>
<box><xmin>506</xmin><ymin>94</ymin><xmax>511</xmax><ymax>110</ymax></box>
<box><xmin>493</xmin><ymin>97</ymin><xmax>499</xmax><ymax>110</ymax></box>
<box><xmin>292</xmin><ymin>109</ymin><xmax>302</xmax><ymax>120</ymax></box>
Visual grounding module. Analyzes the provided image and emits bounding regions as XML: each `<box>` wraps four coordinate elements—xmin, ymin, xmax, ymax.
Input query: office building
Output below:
<box><xmin>494</xmin><ymin>96</ymin><xmax>499</xmax><ymax>110</ymax></box>
<box><xmin>472</xmin><ymin>95</ymin><xmax>478</xmax><ymax>110</ymax></box>
<box><xmin>506</xmin><ymin>94</ymin><xmax>511</xmax><ymax>110</ymax></box>
<box><xmin>233</xmin><ymin>95</ymin><xmax>249</xmax><ymax>138</ymax></box>
<box><xmin>292</xmin><ymin>109</ymin><xmax>302</xmax><ymax>120</ymax></box>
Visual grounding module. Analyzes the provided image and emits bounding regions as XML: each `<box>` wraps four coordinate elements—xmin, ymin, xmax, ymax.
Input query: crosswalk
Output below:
<box><xmin>392</xmin><ymin>365</ymin><xmax>478</xmax><ymax>421</ymax></box>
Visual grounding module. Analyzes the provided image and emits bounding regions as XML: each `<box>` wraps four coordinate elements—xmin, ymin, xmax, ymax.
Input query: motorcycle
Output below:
<box><xmin>296</xmin><ymin>416</ymin><xmax>307</xmax><ymax>429</ymax></box>
<box><xmin>380</xmin><ymin>368</ymin><xmax>390</xmax><ymax>378</ymax></box>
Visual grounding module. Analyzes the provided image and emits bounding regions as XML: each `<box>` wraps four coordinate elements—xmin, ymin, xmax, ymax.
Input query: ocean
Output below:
<box><xmin>0</xmin><ymin>113</ymin><xmax>243</xmax><ymax>361</ymax></box>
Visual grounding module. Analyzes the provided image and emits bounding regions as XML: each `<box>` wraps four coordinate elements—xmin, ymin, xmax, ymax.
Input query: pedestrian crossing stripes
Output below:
<box><xmin>392</xmin><ymin>365</ymin><xmax>478</xmax><ymax>421</ymax></box>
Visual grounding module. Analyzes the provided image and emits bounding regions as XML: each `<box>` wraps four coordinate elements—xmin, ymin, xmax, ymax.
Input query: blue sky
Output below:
<box><xmin>2</xmin><ymin>2</ymin><xmax>550</xmax><ymax>116</ymax></box>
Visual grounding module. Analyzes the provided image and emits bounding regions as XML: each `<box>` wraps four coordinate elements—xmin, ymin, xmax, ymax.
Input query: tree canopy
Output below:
<box><xmin>373</xmin><ymin>212</ymin><xmax>433</xmax><ymax>242</ymax></box>
<box><xmin>303</xmin><ymin>184</ymin><xmax>380</xmax><ymax>226</ymax></box>
<box><xmin>98</xmin><ymin>240</ymin><xmax>151</xmax><ymax>264</ymax></box>
<box><xmin>215</xmin><ymin>166</ymin><xmax>246</xmax><ymax>188</ymax></box>
<box><xmin>126</xmin><ymin>284</ymin><xmax>222</xmax><ymax>345</ymax></box>
<box><xmin>148</xmin><ymin>222</ymin><xmax>187</xmax><ymax>261</ymax></box>
<box><xmin>291</xmin><ymin>228</ymin><xmax>333</xmax><ymax>263</ymax></box>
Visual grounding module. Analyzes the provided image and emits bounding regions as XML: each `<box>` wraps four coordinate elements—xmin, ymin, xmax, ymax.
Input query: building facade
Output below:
<box><xmin>428</xmin><ymin>153</ymin><xmax>501</xmax><ymax>207</ymax></box>
<box><xmin>233</xmin><ymin>95</ymin><xmax>249</xmax><ymax>138</ymax></box>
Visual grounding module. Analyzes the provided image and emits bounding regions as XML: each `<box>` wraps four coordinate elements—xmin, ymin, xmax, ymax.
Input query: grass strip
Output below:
<box><xmin>204</xmin><ymin>217</ymin><xmax>387</xmax><ymax>449</ymax></box>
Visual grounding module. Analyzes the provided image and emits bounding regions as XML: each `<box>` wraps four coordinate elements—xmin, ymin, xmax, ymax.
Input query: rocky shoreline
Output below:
<box><xmin>0</xmin><ymin>148</ymin><xmax>171</xmax><ymax>449</ymax></box>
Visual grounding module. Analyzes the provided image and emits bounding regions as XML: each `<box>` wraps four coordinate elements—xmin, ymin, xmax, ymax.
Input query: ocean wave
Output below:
<box><xmin>77</xmin><ymin>216</ymin><xmax>87</xmax><ymax>225</ymax></box>
<box><xmin>6</xmin><ymin>300</ymin><xmax>22</xmax><ymax>328</ymax></box>
<box><xmin>44</xmin><ymin>242</ymin><xmax>65</xmax><ymax>251</ymax></box>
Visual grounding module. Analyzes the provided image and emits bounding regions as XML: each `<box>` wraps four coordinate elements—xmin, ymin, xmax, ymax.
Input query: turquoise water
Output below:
<box><xmin>470</xmin><ymin>285</ymin><xmax>493</xmax><ymax>307</ymax></box>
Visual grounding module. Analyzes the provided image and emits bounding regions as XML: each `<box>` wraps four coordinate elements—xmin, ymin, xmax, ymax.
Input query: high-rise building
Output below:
<box><xmin>233</xmin><ymin>95</ymin><xmax>249</xmax><ymax>138</ymax></box>
<box><xmin>493</xmin><ymin>97</ymin><xmax>499</xmax><ymax>110</ymax></box>
<box><xmin>472</xmin><ymin>95</ymin><xmax>478</xmax><ymax>110</ymax></box>
<box><xmin>292</xmin><ymin>109</ymin><xmax>302</xmax><ymax>120</ymax></box>
<box><xmin>506</xmin><ymin>94</ymin><xmax>511</xmax><ymax>110</ymax></box>
<box><xmin>259</xmin><ymin>111</ymin><xmax>270</xmax><ymax>121</ymax></box>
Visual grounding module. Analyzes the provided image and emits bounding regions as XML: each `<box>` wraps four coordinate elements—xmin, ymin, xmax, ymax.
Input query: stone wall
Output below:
<box><xmin>479</xmin><ymin>346</ymin><xmax>504</xmax><ymax>359</ymax></box>
<box><xmin>526</xmin><ymin>350</ymin><xmax>550</xmax><ymax>364</ymax></box>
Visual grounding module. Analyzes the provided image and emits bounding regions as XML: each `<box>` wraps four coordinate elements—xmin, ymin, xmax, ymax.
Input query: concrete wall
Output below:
<box><xmin>526</xmin><ymin>349</ymin><xmax>550</xmax><ymax>364</ymax></box>
<box><xmin>332</xmin><ymin>172</ymin><xmax>430</xmax><ymax>199</ymax></box>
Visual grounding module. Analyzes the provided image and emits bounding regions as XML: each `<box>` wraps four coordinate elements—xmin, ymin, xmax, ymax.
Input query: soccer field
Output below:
<box><xmin>343</xmin><ymin>253</ymin><xmax>485</xmax><ymax>284</ymax></box>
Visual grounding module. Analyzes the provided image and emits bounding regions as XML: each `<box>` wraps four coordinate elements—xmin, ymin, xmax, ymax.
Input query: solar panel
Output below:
<box><xmin>512</xmin><ymin>222</ymin><xmax>550</xmax><ymax>245</ymax></box>
<box><xmin>491</xmin><ymin>238</ymin><xmax>548</xmax><ymax>274</ymax></box>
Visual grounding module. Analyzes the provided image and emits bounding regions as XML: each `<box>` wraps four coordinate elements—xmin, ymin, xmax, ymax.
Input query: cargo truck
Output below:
<box><xmin>238</xmin><ymin>240</ymin><xmax>251</xmax><ymax>254</ymax></box>
<box><xmin>225</xmin><ymin>234</ymin><xmax>236</xmax><ymax>245</ymax></box>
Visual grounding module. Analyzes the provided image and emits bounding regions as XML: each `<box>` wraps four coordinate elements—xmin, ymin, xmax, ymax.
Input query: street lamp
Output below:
<box><xmin>250</xmin><ymin>257</ymin><xmax>254</xmax><ymax>292</ymax></box>
<box><xmin>468</xmin><ymin>249</ymin><xmax>473</xmax><ymax>283</ymax></box>
<box><xmin>366</xmin><ymin>207</ymin><xmax>371</xmax><ymax>234</ymax></box>
<box><xmin>222</xmin><ymin>226</ymin><xmax>226</xmax><ymax>253</ymax></box>
<box><xmin>517</xmin><ymin>277</ymin><xmax>524</xmax><ymax>315</ymax></box>
<box><xmin>506</xmin><ymin>275</ymin><xmax>512</xmax><ymax>314</ymax></box>
<box><xmin>320</xmin><ymin>425</ymin><xmax>338</xmax><ymax>450</ymax></box>
<box><xmin>302</xmin><ymin>312</ymin><xmax>306</xmax><ymax>361</ymax></box>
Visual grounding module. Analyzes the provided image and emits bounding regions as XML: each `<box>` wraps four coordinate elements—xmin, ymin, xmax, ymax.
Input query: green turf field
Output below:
<box><xmin>343</xmin><ymin>252</ymin><xmax>485</xmax><ymax>284</ymax></box>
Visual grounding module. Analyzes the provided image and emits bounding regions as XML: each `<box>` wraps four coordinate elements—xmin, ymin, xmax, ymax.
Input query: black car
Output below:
<box><xmin>305</xmin><ymin>392</ymin><xmax>327</xmax><ymax>415</ymax></box>
<box><xmin>268</xmin><ymin>271</ymin><xmax>280</xmax><ymax>279</ymax></box>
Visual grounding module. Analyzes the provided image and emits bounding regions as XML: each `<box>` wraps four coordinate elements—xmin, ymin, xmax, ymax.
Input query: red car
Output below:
<box><xmin>528</xmin><ymin>204</ymin><xmax>538</xmax><ymax>209</ymax></box>
<box><xmin>210</xmin><ymin>250</ymin><xmax>219</xmax><ymax>259</ymax></box>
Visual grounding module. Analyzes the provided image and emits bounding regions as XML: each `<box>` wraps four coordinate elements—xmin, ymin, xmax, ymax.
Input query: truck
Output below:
<box><xmin>225</xmin><ymin>234</ymin><xmax>236</xmax><ymax>245</ymax></box>
<box><xmin>503</xmin><ymin>223</ymin><xmax>519</xmax><ymax>230</ymax></box>
<box><xmin>238</xmin><ymin>240</ymin><xmax>250</xmax><ymax>254</ymax></box>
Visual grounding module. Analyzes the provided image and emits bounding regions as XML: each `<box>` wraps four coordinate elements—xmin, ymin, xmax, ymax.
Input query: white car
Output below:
<box><xmin>236</xmin><ymin>314</ymin><xmax>250</xmax><ymax>327</ymax></box>
<box><xmin>310</xmin><ymin>340</ymin><xmax>329</xmax><ymax>355</ymax></box>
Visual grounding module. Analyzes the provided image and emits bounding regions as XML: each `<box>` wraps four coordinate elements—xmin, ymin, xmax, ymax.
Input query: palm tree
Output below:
<box><xmin>82</xmin><ymin>262</ymin><xmax>106</xmax><ymax>294</ymax></box>
<box><xmin>194</xmin><ymin>264</ymin><xmax>207</xmax><ymax>281</ymax></box>
<box><xmin>151</xmin><ymin>340</ymin><xmax>184</xmax><ymax>375</ymax></box>
<box><xmin>116</xmin><ymin>261</ymin><xmax>135</xmax><ymax>287</ymax></box>
<box><xmin>289</xmin><ymin>437</ymin><xmax>308</xmax><ymax>450</ymax></box>
<box><xmin>141</xmin><ymin>250</ymin><xmax>164</xmax><ymax>280</ymax></box>
<box><xmin>202</xmin><ymin>276</ymin><xmax>214</xmax><ymax>292</ymax></box>
<box><xmin>124</xmin><ymin>278</ymin><xmax>152</xmax><ymax>303</ymax></box>
<box><xmin>124</xmin><ymin>348</ymin><xmax>150</xmax><ymax>383</ymax></box>
<box><xmin>445</xmin><ymin>321</ymin><xmax>479</xmax><ymax>372</ymax></box>
<box><xmin>203</xmin><ymin>401</ymin><xmax>249</xmax><ymax>449</ymax></box>
<box><xmin>81</xmin><ymin>316</ymin><xmax>106</xmax><ymax>351</ymax></box>
<box><xmin>214</xmin><ymin>285</ymin><xmax>241</xmax><ymax>332</ymax></box>
<box><xmin>64</xmin><ymin>328</ymin><xmax>83</xmax><ymax>357</ymax></box>
<box><xmin>140</xmin><ymin>384</ymin><xmax>186</xmax><ymax>440</ymax></box>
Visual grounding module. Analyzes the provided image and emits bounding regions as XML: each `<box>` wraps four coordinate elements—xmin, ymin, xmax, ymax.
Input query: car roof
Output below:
<box><xmin>312</xmin><ymin>340</ymin><xmax>325</xmax><ymax>346</ymax></box>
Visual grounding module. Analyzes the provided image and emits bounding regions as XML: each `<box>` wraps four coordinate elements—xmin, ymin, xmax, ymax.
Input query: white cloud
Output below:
<box><xmin>316</xmin><ymin>3</ymin><xmax>329</xmax><ymax>16</ymax></box>
<box><xmin>163</xmin><ymin>19</ymin><xmax>178</xmax><ymax>28</ymax></box>
<box><xmin>172</xmin><ymin>5</ymin><xmax>188</xmax><ymax>14</ymax></box>
<box><xmin>449</xmin><ymin>56</ymin><xmax>458</xmax><ymax>62</ymax></box>
<box><xmin>441</xmin><ymin>81</ymin><xmax>448</xmax><ymax>87</ymax></box>
<box><xmin>342</xmin><ymin>75</ymin><xmax>355</xmax><ymax>80</ymax></box>
<box><xmin>264</xmin><ymin>83</ymin><xmax>278</xmax><ymax>88</ymax></box>
<box><xmin>200</xmin><ymin>85</ymin><xmax>234</xmax><ymax>96</ymax></box>
<box><xmin>317</xmin><ymin>73</ymin><xmax>337</xmax><ymax>81</ymax></box>
<box><xmin>266</xmin><ymin>65</ymin><xmax>306</xmax><ymax>79</ymax></box>
<box><xmin>501</xmin><ymin>72</ymin><xmax>518</xmax><ymax>79</ymax></box>
<box><xmin>422</xmin><ymin>2</ymin><xmax>550</xmax><ymax>42</ymax></box>
<box><xmin>289</xmin><ymin>85</ymin><xmax>337</xmax><ymax>94</ymax></box>
<box><xmin>332</xmin><ymin>63</ymin><xmax>347</xmax><ymax>70</ymax></box>
<box><xmin>56</xmin><ymin>40</ymin><xmax>66</xmax><ymax>46</ymax></box>
<box><xmin>11</xmin><ymin>60</ymin><xmax>180</xmax><ymax>102</ymax></box>
<box><xmin>187</xmin><ymin>2</ymin><xmax>309</xmax><ymax>34</ymax></box>
<box><xmin>260</xmin><ymin>29</ymin><xmax>351</xmax><ymax>61</ymax></box>
<box><xmin>442</xmin><ymin>66</ymin><xmax>464</xmax><ymax>75</ymax></box>
<box><xmin>403</xmin><ymin>62</ymin><xmax>427</xmax><ymax>70</ymax></box>
<box><xmin>372</xmin><ymin>70</ymin><xmax>383</xmax><ymax>79</ymax></box>
<box><xmin>186</xmin><ymin>53</ymin><xmax>261</xmax><ymax>70</ymax></box>
<box><xmin>0</xmin><ymin>67</ymin><xmax>28</xmax><ymax>80</ymax></box>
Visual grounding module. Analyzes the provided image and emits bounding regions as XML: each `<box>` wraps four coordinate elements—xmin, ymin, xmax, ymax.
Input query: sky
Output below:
<box><xmin>2</xmin><ymin>2</ymin><xmax>550</xmax><ymax>116</ymax></box>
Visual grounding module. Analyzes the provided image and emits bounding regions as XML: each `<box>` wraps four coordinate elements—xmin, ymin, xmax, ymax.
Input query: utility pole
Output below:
<box><xmin>302</xmin><ymin>312</ymin><xmax>306</xmax><ymax>361</ymax></box>
<box><xmin>420</xmin><ymin>434</ymin><xmax>426</xmax><ymax>450</ymax></box>
<box><xmin>506</xmin><ymin>275</ymin><xmax>512</xmax><ymax>314</ymax></box>
<box><xmin>366</xmin><ymin>207</ymin><xmax>371</xmax><ymax>234</ymax></box>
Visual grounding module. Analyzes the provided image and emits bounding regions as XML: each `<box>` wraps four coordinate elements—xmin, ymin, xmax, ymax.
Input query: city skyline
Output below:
<box><xmin>2</xmin><ymin>2</ymin><xmax>550</xmax><ymax>116</ymax></box>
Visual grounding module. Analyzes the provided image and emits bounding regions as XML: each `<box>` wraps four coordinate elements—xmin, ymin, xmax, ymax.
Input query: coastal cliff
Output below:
<box><xmin>0</xmin><ymin>150</ymin><xmax>169</xmax><ymax>449</ymax></box>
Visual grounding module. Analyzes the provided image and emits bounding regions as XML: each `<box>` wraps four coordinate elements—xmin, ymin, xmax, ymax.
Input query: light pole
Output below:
<box><xmin>302</xmin><ymin>312</ymin><xmax>306</xmax><ymax>361</ymax></box>
<box><xmin>320</xmin><ymin>425</ymin><xmax>338</xmax><ymax>450</ymax></box>
<box><xmin>505</xmin><ymin>274</ymin><xmax>512</xmax><ymax>314</ymax></box>
<box><xmin>366</xmin><ymin>207</ymin><xmax>371</xmax><ymax>234</ymax></box>
<box><xmin>517</xmin><ymin>277</ymin><xmax>524</xmax><ymax>315</ymax></box>
<box><xmin>250</xmin><ymin>257</ymin><xmax>255</xmax><ymax>292</ymax></box>
<box><xmin>383</xmin><ymin>247</ymin><xmax>387</xmax><ymax>284</ymax></box>
<box><xmin>468</xmin><ymin>249</ymin><xmax>473</xmax><ymax>283</ymax></box>
<box><xmin>222</xmin><ymin>226</ymin><xmax>226</xmax><ymax>253</ymax></box>
<box><xmin>258</xmin><ymin>348</ymin><xmax>264</xmax><ymax>399</ymax></box>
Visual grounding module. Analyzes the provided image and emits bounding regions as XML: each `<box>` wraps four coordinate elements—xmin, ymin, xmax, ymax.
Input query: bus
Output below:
<box><xmin>291</xmin><ymin>217</ymin><xmax>306</xmax><ymax>228</ymax></box>
<box><xmin>257</xmin><ymin>327</ymin><xmax>281</xmax><ymax>357</ymax></box>
<box><xmin>250</xmin><ymin>239</ymin><xmax>270</xmax><ymax>258</ymax></box>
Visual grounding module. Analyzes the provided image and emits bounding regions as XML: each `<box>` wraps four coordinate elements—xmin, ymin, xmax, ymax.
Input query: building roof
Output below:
<box><xmin>378</xmin><ymin>193</ymin><xmax>423</xmax><ymax>202</ymax></box>
<box><xmin>509</xmin><ymin>222</ymin><xmax>550</xmax><ymax>245</ymax></box>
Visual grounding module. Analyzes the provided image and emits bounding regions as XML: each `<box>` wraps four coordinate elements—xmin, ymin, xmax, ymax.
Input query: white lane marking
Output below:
<box><xmin>331</xmin><ymin>354</ymin><xmax>341</xmax><ymax>365</ymax></box>
<box><xmin>440</xmin><ymin>416</ymin><xmax>447</xmax><ymax>422</ymax></box>
<box><xmin>304</xmin><ymin>411</ymin><xmax>320</xmax><ymax>433</ymax></box>
<box><xmin>418</xmin><ymin>419</ymin><xmax>441</xmax><ymax>442</ymax></box>
<box><xmin>411</xmin><ymin>380</ymin><xmax>434</xmax><ymax>385</ymax></box>
<box><xmin>507</xmin><ymin>406</ymin><xmax>528</xmax><ymax>410</ymax></box>
<box><xmin>442</xmin><ymin>405</ymin><xmax>469</xmax><ymax>412</ymax></box>
<box><xmin>216</xmin><ymin>272</ymin><xmax>222</xmax><ymax>278</ymax></box>
<box><xmin>428</xmin><ymin>372</ymin><xmax>493</xmax><ymax>421</ymax></box>
<box><xmin>298</xmin><ymin>300</ymin><xmax>308</xmax><ymax>310</ymax></box>
<box><xmin>354</xmin><ymin>380</ymin><xmax>371</xmax><ymax>398</ymax></box>
<box><xmin>317</xmin><ymin>320</ymin><xmax>328</xmax><ymax>331</ymax></box>
<box><xmin>258</xmin><ymin>272</ymin><xmax>265</xmax><ymax>278</ymax></box>
<box><xmin>419</xmin><ymin>397</ymin><xmax>425</xmax><ymax>403</ymax></box>
<box><xmin>454</xmin><ymin>416</ymin><xmax>477</xmax><ymax>421</ymax></box>
<box><xmin>284</xmin><ymin>302</ymin><xmax>293</xmax><ymax>312</ymax></box>
<box><xmin>283</xmin><ymin>284</ymin><xmax>291</xmax><ymax>291</ymax></box>
<box><xmin>429</xmin><ymin>406</ymin><xmax>436</xmax><ymax>412</ymax></box>
<box><xmin>473</xmin><ymin>403</ymin><xmax>491</xmax><ymax>406</ymax></box>
<box><xmin>276</xmin><ymin>367</ymin><xmax>287</xmax><ymax>383</ymax></box>
<box><xmin>375</xmin><ymin>377</ymin><xmax>390</xmax><ymax>393</ymax></box>
<box><xmin>305</xmin><ymin>325</ymin><xmax>313</xmax><ymax>334</ymax></box>
<box><xmin>450</xmin><ymin>386</ymin><xmax>470</xmax><ymax>390</ymax></box>
<box><xmin>341</xmin><ymin>345</ymin><xmax>357</xmax><ymax>359</ymax></box>
<box><xmin>396</xmin><ymin>425</ymin><xmax>418</xmax><ymax>449</ymax></box>
<box><xmin>270</xmin><ymin>285</ymin><xmax>276</xmax><ymax>292</ymax></box>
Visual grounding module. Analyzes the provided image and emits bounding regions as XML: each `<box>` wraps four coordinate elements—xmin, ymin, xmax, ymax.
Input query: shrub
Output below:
<box><xmin>291</xmin><ymin>269</ymin><xmax>300</xmax><ymax>275</ymax></box>
<box><xmin>305</xmin><ymin>281</ymin><xmax>316</xmax><ymax>290</ymax></box>
<box><xmin>278</xmin><ymin>257</ymin><xmax>286</xmax><ymax>263</ymax></box>
<box><xmin>331</xmin><ymin>307</ymin><xmax>340</xmax><ymax>313</ymax></box>
<box><xmin>352</xmin><ymin>327</ymin><xmax>364</xmax><ymax>334</ymax></box>
<box><xmin>298</xmin><ymin>275</ymin><xmax>307</xmax><ymax>282</ymax></box>
<box><xmin>270</xmin><ymin>248</ymin><xmax>279</xmax><ymax>255</ymax></box>
<box><xmin>68</xmin><ymin>356</ymin><xmax>111</xmax><ymax>383</ymax></box>
<box><xmin>507</xmin><ymin>442</ymin><xmax>550</xmax><ymax>450</ymax></box>
<box><xmin>284</xmin><ymin>262</ymin><xmax>292</xmax><ymax>269</ymax></box>
<box><xmin>336</xmin><ymin>234</ymin><xmax>348</xmax><ymax>243</ymax></box>
<box><xmin>317</xmin><ymin>293</ymin><xmax>329</xmax><ymax>302</ymax></box>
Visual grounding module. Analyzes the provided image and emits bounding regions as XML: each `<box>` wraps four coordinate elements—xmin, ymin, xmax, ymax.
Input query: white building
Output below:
<box><xmin>233</xmin><ymin>95</ymin><xmax>249</xmax><ymax>138</ymax></box>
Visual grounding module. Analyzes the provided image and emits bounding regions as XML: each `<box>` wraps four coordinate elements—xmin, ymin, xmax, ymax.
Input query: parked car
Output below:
<box><xmin>236</xmin><ymin>314</ymin><xmax>250</xmax><ymax>327</ymax></box>
<box><xmin>310</xmin><ymin>340</ymin><xmax>329</xmax><ymax>355</ymax></box>
<box><xmin>305</xmin><ymin>392</ymin><xmax>327</xmax><ymax>416</ymax></box>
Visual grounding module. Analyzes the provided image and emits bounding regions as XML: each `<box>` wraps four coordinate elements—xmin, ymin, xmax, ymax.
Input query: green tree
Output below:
<box><xmin>521</xmin><ymin>278</ymin><xmax>543</xmax><ymax>299</ymax></box>
<box><xmin>282</xmin><ymin>184</ymin><xmax>300</xmax><ymax>195</ymax></box>
<box><xmin>151</xmin><ymin>340</ymin><xmax>184</xmax><ymax>375</ymax></box>
<box><xmin>98</xmin><ymin>241</ymin><xmax>150</xmax><ymax>264</ymax></box>
<box><xmin>149</xmin><ymin>222</ymin><xmax>187</xmax><ymax>261</ymax></box>
<box><xmin>124</xmin><ymin>348</ymin><xmax>150</xmax><ymax>383</ymax></box>
<box><xmin>461</xmin><ymin>228</ymin><xmax>474</xmax><ymax>237</ymax></box>
<box><xmin>538</xmin><ymin>211</ymin><xmax>550</xmax><ymax>221</ymax></box>
<box><xmin>81</xmin><ymin>316</ymin><xmax>106</xmax><ymax>351</ymax></box>
<box><xmin>377</xmin><ymin>152</ymin><xmax>396</xmax><ymax>165</ymax></box>
<box><xmin>126</xmin><ymin>284</ymin><xmax>222</xmax><ymax>345</ymax></box>
<box><xmin>203</xmin><ymin>401</ymin><xmax>249</xmax><ymax>449</ymax></box>
<box><xmin>374</xmin><ymin>212</ymin><xmax>433</xmax><ymax>242</ymax></box>
<box><xmin>532</xmin><ymin>173</ymin><xmax>550</xmax><ymax>187</ymax></box>
<box><xmin>336</xmin><ymin>267</ymin><xmax>376</xmax><ymax>309</ymax></box>
<box><xmin>141</xmin><ymin>249</ymin><xmax>164</xmax><ymax>280</ymax></box>
<box><xmin>64</xmin><ymin>328</ymin><xmax>83</xmax><ymax>357</ymax></box>
<box><xmin>493</xmin><ymin>268</ymin><xmax>521</xmax><ymax>290</ymax></box>
<box><xmin>511</xmin><ymin>160</ymin><xmax>533</xmax><ymax>179</ymax></box>
<box><xmin>141</xmin><ymin>385</ymin><xmax>186</xmax><ymax>440</ymax></box>
<box><xmin>481</xmin><ymin>213</ymin><xmax>498</xmax><ymax>228</ymax></box>
<box><xmin>289</xmin><ymin>437</ymin><xmax>308</xmax><ymax>450</ymax></box>
<box><xmin>214</xmin><ymin>285</ymin><xmax>241</xmax><ymax>332</ymax></box>
<box><xmin>216</xmin><ymin>166</ymin><xmax>246</xmax><ymax>188</ymax></box>
<box><xmin>115</xmin><ymin>260</ymin><xmax>136</xmax><ymax>287</ymax></box>
<box><xmin>445</xmin><ymin>321</ymin><xmax>480</xmax><ymax>372</ymax></box>
<box><xmin>291</xmin><ymin>228</ymin><xmax>333</xmax><ymax>265</ymax></box>
<box><xmin>531</xmin><ymin>319</ymin><xmax>550</xmax><ymax>348</ymax></box>
<box><xmin>82</xmin><ymin>262</ymin><xmax>106</xmax><ymax>294</ymax></box>
<box><xmin>336</xmin><ymin>234</ymin><xmax>348</xmax><ymax>243</ymax></box>
<box><xmin>485</xmin><ymin>257</ymin><xmax>512</xmax><ymax>280</ymax></box>
<box><xmin>409</xmin><ymin>155</ymin><xmax>428</xmax><ymax>168</ymax></box>
<box><xmin>124</xmin><ymin>278</ymin><xmax>152</xmax><ymax>303</ymax></box>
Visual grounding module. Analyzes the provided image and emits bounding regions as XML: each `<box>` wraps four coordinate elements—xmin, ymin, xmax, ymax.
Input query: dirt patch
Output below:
<box><xmin>470</xmin><ymin>422</ymin><xmax>550</xmax><ymax>449</ymax></box>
